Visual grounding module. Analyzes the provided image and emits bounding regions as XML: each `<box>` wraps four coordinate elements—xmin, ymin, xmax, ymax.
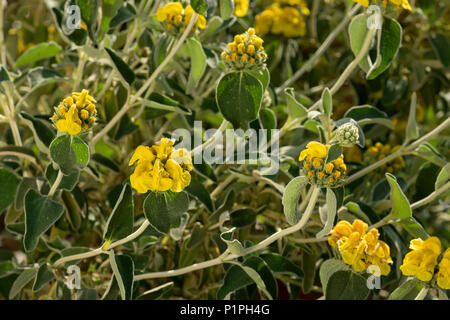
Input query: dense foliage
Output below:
<box><xmin>0</xmin><ymin>0</ymin><xmax>449</xmax><ymax>300</ymax></box>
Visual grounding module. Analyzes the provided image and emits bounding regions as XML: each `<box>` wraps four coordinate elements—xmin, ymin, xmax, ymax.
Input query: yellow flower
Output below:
<box><xmin>129</xmin><ymin>139</ymin><xmax>193</xmax><ymax>193</ymax></box>
<box><xmin>233</xmin><ymin>0</ymin><xmax>249</xmax><ymax>17</ymax></box>
<box><xmin>436</xmin><ymin>249</ymin><xmax>450</xmax><ymax>290</ymax></box>
<box><xmin>56</xmin><ymin>105</ymin><xmax>82</xmax><ymax>135</ymax></box>
<box><xmin>299</xmin><ymin>141</ymin><xmax>328</xmax><ymax>161</ymax></box>
<box><xmin>400</xmin><ymin>237</ymin><xmax>442</xmax><ymax>282</ymax></box>
<box><xmin>353</xmin><ymin>0</ymin><xmax>369</xmax><ymax>6</ymax></box>
<box><xmin>51</xmin><ymin>90</ymin><xmax>97</xmax><ymax>135</ymax></box>
<box><xmin>255</xmin><ymin>4</ymin><xmax>307</xmax><ymax>38</ymax></box>
<box><xmin>157</xmin><ymin>2</ymin><xmax>207</xmax><ymax>33</ymax></box>
<box><xmin>352</xmin><ymin>0</ymin><xmax>411</xmax><ymax>11</ymax></box>
<box><xmin>299</xmin><ymin>141</ymin><xmax>347</xmax><ymax>187</ymax></box>
<box><xmin>329</xmin><ymin>219</ymin><xmax>392</xmax><ymax>275</ymax></box>
<box><xmin>152</xmin><ymin>138</ymin><xmax>175</xmax><ymax>160</ymax></box>
<box><xmin>221</xmin><ymin>28</ymin><xmax>267</xmax><ymax>71</ymax></box>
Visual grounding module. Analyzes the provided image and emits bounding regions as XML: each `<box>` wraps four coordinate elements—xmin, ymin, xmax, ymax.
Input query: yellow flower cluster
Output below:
<box><xmin>129</xmin><ymin>138</ymin><xmax>193</xmax><ymax>194</ymax></box>
<box><xmin>329</xmin><ymin>219</ymin><xmax>393</xmax><ymax>275</ymax></box>
<box><xmin>353</xmin><ymin>0</ymin><xmax>412</xmax><ymax>11</ymax></box>
<box><xmin>437</xmin><ymin>249</ymin><xmax>450</xmax><ymax>290</ymax></box>
<box><xmin>274</xmin><ymin>0</ymin><xmax>310</xmax><ymax>15</ymax></box>
<box><xmin>400</xmin><ymin>237</ymin><xmax>450</xmax><ymax>289</ymax></box>
<box><xmin>51</xmin><ymin>90</ymin><xmax>97</xmax><ymax>136</ymax></box>
<box><xmin>255</xmin><ymin>5</ymin><xmax>307</xmax><ymax>38</ymax></box>
<box><xmin>365</xmin><ymin>142</ymin><xmax>405</xmax><ymax>174</ymax></box>
<box><xmin>233</xmin><ymin>0</ymin><xmax>249</xmax><ymax>17</ymax></box>
<box><xmin>221</xmin><ymin>28</ymin><xmax>267</xmax><ymax>71</ymax></box>
<box><xmin>298</xmin><ymin>141</ymin><xmax>347</xmax><ymax>188</ymax></box>
<box><xmin>156</xmin><ymin>2</ymin><xmax>207</xmax><ymax>34</ymax></box>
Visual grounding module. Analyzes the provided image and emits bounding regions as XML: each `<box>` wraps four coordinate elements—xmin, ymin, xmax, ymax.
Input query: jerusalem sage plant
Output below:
<box><xmin>0</xmin><ymin>0</ymin><xmax>449</xmax><ymax>301</ymax></box>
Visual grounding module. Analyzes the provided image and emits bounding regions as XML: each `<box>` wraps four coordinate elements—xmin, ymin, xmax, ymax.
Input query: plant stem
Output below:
<box><xmin>345</xmin><ymin>149</ymin><xmax>404</xmax><ymax>184</ymax></box>
<box><xmin>48</xmin><ymin>170</ymin><xmax>64</xmax><ymax>197</ymax></box>
<box><xmin>89</xmin><ymin>13</ymin><xmax>199</xmax><ymax>149</ymax></box>
<box><xmin>53</xmin><ymin>220</ymin><xmax>151</xmax><ymax>268</ymax></box>
<box><xmin>346</xmin><ymin>117</ymin><xmax>450</xmax><ymax>184</ymax></box>
<box><xmin>134</xmin><ymin>187</ymin><xmax>320</xmax><ymax>281</ymax></box>
<box><xmin>411</xmin><ymin>180</ymin><xmax>450</xmax><ymax>210</ymax></box>
<box><xmin>415</xmin><ymin>286</ymin><xmax>429</xmax><ymax>300</ymax></box>
<box><xmin>190</xmin><ymin>119</ymin><xmax>228</xmax><ymax>156</ymax></box>
<box><xmin>276</xmin><ymin>4</ymin><xmax>361</xmax><ymax>94</ymax></box>
<box><xmin>309</xmin><ymin>26</ymin><xmax>377</xmax><ymax>111</ymax></box>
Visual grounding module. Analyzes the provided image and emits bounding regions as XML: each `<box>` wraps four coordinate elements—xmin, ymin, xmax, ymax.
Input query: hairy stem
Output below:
<box><xmin>48</xmin><ymin>170</ymin><xmax>64</xmax><ymax>197</ymax></box>
<box><xmin>53</xmin><ymin>220</ymin><xmax>150</xmax><ymax>268</ymax></box>
<box><xmin>135</xmin><ymin>187</ymin><xmax>320</xmax><ymax>281</ymax></box>
<box><xmin>276</xmin><ymin>4</ymin><xmax>361</xmax><ymax>94</ymax></box>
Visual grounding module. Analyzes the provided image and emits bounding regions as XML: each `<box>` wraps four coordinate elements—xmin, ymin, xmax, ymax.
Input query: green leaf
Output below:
<box><xmin>185</xmin><ymin>179</ymin><xmax>214</xmax><ymax>212</ymax></box>
<box><xmin>15</xmin><ymin>42</ymin><xmax>62</xmax><ymax>68</ymax></box>
<box><xmin>105</xmin><ymin>47</ymin><xmax>135</xmax><ymax>85</ymax></box>
<box><xmin>32</xmin><ymin>263</ymin><xmax>55</xmax><ymax>292</ymax></box>
<box><xmin>319</xmin><ymin>259</ymin><xmax>349</xmax><ymax>294</ymax></box>
<box><xmin>9</xmin><ymin>268</ymin><xmax>37</xmax><ymax>299</ymax></box>
<box><xmin>349</xmin><ymin>14</ymin><xmax>402</xmax><ymax>79</ymax></box>
<box><xmin>326</xmin><ymin>270</ymin><xmax>369</xmax><ymax>300</ymax></box>
<box><xmin>186</xmin><ymin>38</ymin><xmax>206</xmax><ymax>95</ymax></box>
<box><xmin>186</xmin><ymin>222</ymin><xmax>206</xmax><ymax>249</ymax></box>
<box><xmin>49</xmin><ymin>135</ymin><xmax>90</xmax><ymax>175</ymax></box>
<box><xmin>217</xmin><ymin>256</ymin><xmax>276</xmax><ymax>300</ymax></box>
<box><xmin>14</xmin><ymin>177</ymin><xmax>37</xmax><ymax>211</ymax></box>
<box><xmin>109</xmin><ymin>252</ymin><xmax>134</xmax><ymax>300</ymax></box>
<box><xmin>26</xmin><ymin>67</ymin><xmax>66</xmax><ymax>89</ymax></box>
<box><xmin>435</xmin><ymin>163</ymin><xmax>450</xmax><ymax>190</ymax></box>
<box><xmin>220</xmin><ymin>227</ymin><xmax>246</xmax><ymax>256</ymax></box>
<box><xmin>282</xmin><ymin>176</ymin><xmax>309</xmax><ymax>225</ymax></box>
<box><xmin>385</xmin><ymin>173</ymin><xmax>412</xmax><ymax>220</ymax></box>
<box><xmin>397</xmin><ymin>217</ymin><xmax>429</xmax><ymax>239</ymax></box>
<box><xmin>0</xmin><ymin>66</ymin><xmax>11</xmax><ymax>82</ymax></box>
<box><xmin>285</xmin><ymin>88</ymin><xmax>307</xmax><ymax>119</ymax></box>
<box><xmin>216</xmin><ymin>72</ymin><xmax>263</xmax><ymax>129</ymax></box>
<box><xmin>367</xmin><ymin>17</ymin><xmax>402</xmax><ymax>79</ymax></box>
<box><xmin>104</xmin><ymin>184</ymin><xmax>134</xmax><ymax>242</ymax></box>
<box><xmin>99</xmin><ymin>0</ymin><xmax>124</xmax><ymax>41</ymax></box>
<box><xmin>343</xmin><ymin>105</ymin><xmax>393</xmax><ymax>129</ymax></box>
<box><xmin>249</xmin><ymin>67</ymin><xmax>270</xmax><ymax>91</ymax></box>
<box><xmin>429</xmin><ymin>33</ymin><xmax>450</xmax><ymax>68</ymax></box>
<box><xmin>143</xmin><ymin>191</ymin><xmax>189</xmax><ymax>234</ymax></box>
<box><xmin>78</xmin><ymin>0</ymin><xmax>99</xmax><ymax>41</ymax></box>
<box><xmin>46</xmin><ymin>165</ymin><xmax>79</xmax><ymax>192</ymax></box>
<box><xmin>19</xmin><ymin>112</ymin><xmax>55</xmax><ymax>150</ymax></box>
<box><xmin>110</xmin><ymin>4</ymin><xmax>135</xmax><ymax>29</ymax></box>
<box><xmin>413</xmin><ymin>143</ymin><xmax>447</xmax><ymax>167</ymax></box>
<box><xmin>220</xmin><ymin>0</ymin><xmax>234</xmax><ymax>19</ymax></box>
<box><xmin>191</xmin><ymin>0</ymin><xmax>208</xmax><ymax>15</ymax></box>
<box><xmin>406</xmin><ymin>93</ymin><xmax>420</xmax><ymax>142</ymax></box>
<box><xmin>230</xmin><ymin>208</ymin><xmax>258</xmax><ymax>228</ymax></box>
<box><xmin>91</xmin><ymin>153</ymin><xmax>120</xmax><ymax>172</ymax></box>
<box><xmin>413</xmin><ymin>163</ymin><xmax>441</xmax><ymax>202</ymax></box>
<box><xmin>77</xmin><ymin>288</ymin><xmax>99</xmax><ymax>300</ymax></box>
<box><xmin>260</xmin><ymin>253</ymin><xmax>304</xmax><ymax>279</ymax></box>
<box><xmin>316</xmin><ymin>188</ymin><xmax>337</xmax><ymax>238</ymax></box>
<box><xmin>388</xmin><ymin>278</ymin><xmax>425</xmax><ymax>300</ymax></box>
<box><xmin>0</xmin><ymin>168</ymin><xmax>20</xmax><ymax>213</ymax></box>
<box><xmin>321</xmin><ymin>88</ymin><xmax>332</xmax><ymax>116</ymax></box>
<box><xmin>325</xmin><ymin>144</ymin><xmax>343</xmax><ymax>164</ymax></box>
<box><xmin>24</xmin><ymin>190</ymin><xmax>65</xmax><ymax>252</ymax></box>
